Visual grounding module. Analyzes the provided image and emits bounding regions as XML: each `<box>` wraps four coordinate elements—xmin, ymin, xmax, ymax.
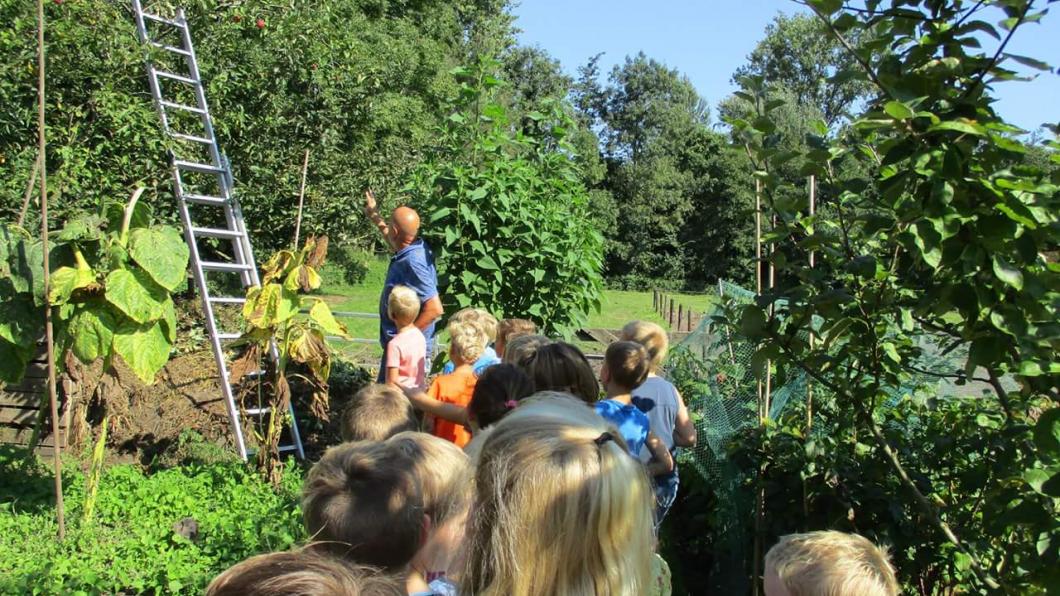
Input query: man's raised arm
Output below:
<box><xmin>363</xmin><ymin>189</ymin><xmax>389</xmax><ymax>241</ymax></box>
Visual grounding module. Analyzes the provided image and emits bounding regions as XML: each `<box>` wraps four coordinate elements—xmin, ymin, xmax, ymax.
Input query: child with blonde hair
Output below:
<box><xmin>205</xmin><ymin>549</ymin><xmax>404</xmax><ymax>596</ymax></box>
<box><xmin>301</xmin><ymin>442</ymin><xmax>424</xmax><ymax>572</ymax></box>
<box><xmin>764</xmin><ymin>531</ymin><xmax>899</xmax><ymax>596</ymax></box>
<box><xmin>443</xmin><ymin>307</ymin><xmax>501</xmax><ymax>375</ymax></box>
<box><xmin>384</xmin><ymin>285</ymin><xmax>427</xmax><ymax>389</ymax></box>
<box><xmin>339</xmin><ymin>384</ymin><xmax>417</xmax><ymax>442</ymax></box>
<box><xmin>495</xmin><ymin>318</ymin><xmax>537</xmax><ymax>360</ymax></box>
<box><xmin>503</xmin><ymin>333</ymin><xmax>551</xmax><ymax>364</ymax></box>
<box><xmin>620</xmin><ymin>320</ymin><xmax>697</xmax><ymax>525</ymax></box>
<box><xmin>403</xmin><ymin>325</ymin><xmax>485</xmax><ymax>447</ymax></box>
<box><xmin>461</xmin><ymin>391</ymin><xmax>656</xmax><ymax>595</ymax></box>
<box><xmin>386</xmin><ymin>432</ymin><xmax>471</xmax><ymax>595</ymax></box>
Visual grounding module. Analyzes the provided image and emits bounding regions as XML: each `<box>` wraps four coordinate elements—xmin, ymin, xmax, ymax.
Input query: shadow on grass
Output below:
<box><xmin>0</xmin><ymin>444</ymin><xmax>68</xmax><ymax>516</ymax></box>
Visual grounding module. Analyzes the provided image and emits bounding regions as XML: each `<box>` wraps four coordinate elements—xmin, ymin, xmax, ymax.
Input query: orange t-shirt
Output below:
<box><xmin>427</xmin><ymin>366</ymin><xmax>477</xmax><ymax>447</ymax></box>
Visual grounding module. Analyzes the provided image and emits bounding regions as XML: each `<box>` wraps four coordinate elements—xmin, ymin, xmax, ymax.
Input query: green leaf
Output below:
<box><xmin>1033</xmin><ymin>408</ymin><xmax>1060</xmax><ymax>456</ymax></box>
<box><xmin>129</xmin><ymin>227</ymin><xmax>189</xmax><ymax>291</ymax></box>
<box><xmin>104</xmin><ymin>268</ymin><xmax>168</xmax><ymax>324</ymax></box>
<box><xmin>740</xmin><ymin>306</ymin><xmax>767</xmax><ymax>339</ymax></box>
<box><xmin>929</xmin><ymin>120</ymin><xmax>986</xmax><ymax>136</ymax></box>
<box><xmin>0</xmin><ymin>295</ymin><xmax>43</xmax><ymax>347</ymax></box>
<box><xmin>882</xmin><ymin>342</ymin><xmax>901</xmax><ymax>364</ymax></box>
<box><xmin>49</xmin><ymin>266</ymin><xmax>96</xmax><ymax>305</ymax></box>
<box><xmin>807</xmin><ymin>0</ymin><xmax>842</xmax><ymax>14</ymax></box>
<box><xmin>161</xmin><ymin>297</ymin><xmax>177</xmax><ymax>343</ymax></box>
<box><xmin>884</xmin><ymin>101</ymin><xmax>914</xmax><ymax>120</ymax></box>
<box><xmin>113</xmin><ymin>319</ymin><xmax>170</xmax><ymax>384</ymax></box>
<box><xmin>477</xmin><ymin>255</ymin><xmax>500</xmax><ymax>271</ymax></box>
<box><xmin>0</xmin><ymin>339</ymin><xmax>31</xmax><ymax>384</ymax></box>
<box><xmin>1024</xmin><ymin>468</ymin><xmax>1050</xmax><ymax>493</ymax></box>
<box><xmin>308</xmin><ymin>300</ymin><xmax>351</xmax><ymax>339</ymax></box>
<box><xmin>991</xmin><ymin>255</ymin><xmax>1023</xmax><ymax>290</ymax></box>
<box><xmin>68</xmin><ymin>306</ymin><xmax>117</xmax><ymax>363</ymax></box>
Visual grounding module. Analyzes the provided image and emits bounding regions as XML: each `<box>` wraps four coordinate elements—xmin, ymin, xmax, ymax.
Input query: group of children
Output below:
<box><xmin>205</xmin><ymin>287</ymin><xmax>902</xmax><ymax>595</ymax></box>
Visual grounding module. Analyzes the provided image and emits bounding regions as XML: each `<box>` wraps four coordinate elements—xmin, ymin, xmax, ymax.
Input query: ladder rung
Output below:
<box><xmin>208</xmin><ymin>296</ymin><xmax>246</xmax><ymax>304</ymax></box>
<box><xmin>161</xmin><ymin>100</ymin><xmax>207</xmax><ymax>115</ymax></box>
<box><xmin>149</xmin><ymin>41</ymin><xmax>192</xmax><ymax>56</ymax></box>
<box><xmin>279</xmin><ymin>445</ymin><xmax>298</xmax><ymax>453</ymax></box>
<box><xmin>174</xmin><ymin>160</ymin><xmax>224</xmax><ymax>174</ymax></box>
<box><xmin>154</xmin><ymin>70</ymin><xmax>198</xmax><ymax>85</ymax></box>
<box><xmin>181</xmin><ymin>193</ymin><xmax>228</xmax><ymax>206</ymax></box>
<box><xmin>215</xmin><ymin>331</ymin><xmax>242</xmax><ymax>340</ymax></box>
<box><xmin>170</xmin><ymin>131</ymin><xmax>213</xmax><ymax>144</ymax></box>
<box><xmin>201</xmin><ymin>261</ymin><xmax>252</xmax><ymax>273</ymax></box>
<box><xmin>244</xmin><ymin>407</ymin><xmax>268</xmax><ymax>415</ymax></box>
<box><xmin>142</xmin><ymin>12</ymin><xmax>184</xmax><ymax>27</ymax></box>
<box><xmin>192</xmin><ymin>226</ymin><xmax>242</xmax><ymax>239</ymax></box>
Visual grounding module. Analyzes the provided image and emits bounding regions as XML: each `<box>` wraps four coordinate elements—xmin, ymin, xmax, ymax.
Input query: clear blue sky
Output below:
<box><xmin>511</xmin><ymin>0</ymin><xmax>1059</xmax><ymax>133</ymax></box>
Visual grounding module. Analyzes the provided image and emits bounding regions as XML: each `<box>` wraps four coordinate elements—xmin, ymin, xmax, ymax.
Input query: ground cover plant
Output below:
<box><xmin>0</xmin><ymin>444</ymin><xmax>305</xmax><ymax>594</ymax></box>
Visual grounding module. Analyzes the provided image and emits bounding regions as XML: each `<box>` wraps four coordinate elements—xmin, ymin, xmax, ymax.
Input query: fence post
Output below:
<box><xmin>668</xmin><ymin>298</ymin><xmax>675</xmax><ymax>327</ymax></box>
<box><xmin>677</xmin><ymin>303</ymin><xmax>684</xmax><ymax>332</ymax></box>
<box><xmin>653</xmin><ymin>289</ymin><xmax>658</xmax><ymax>312</ymax></box>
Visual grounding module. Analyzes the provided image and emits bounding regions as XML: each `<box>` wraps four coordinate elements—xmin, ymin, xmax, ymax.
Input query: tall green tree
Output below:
<box><xmin>733</xmin><ymin>13</ymin><xmax>871</xmax><ymax>126</ymax></box>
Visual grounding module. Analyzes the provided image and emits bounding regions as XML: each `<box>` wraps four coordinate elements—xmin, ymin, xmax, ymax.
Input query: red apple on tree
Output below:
<box><xmin>256</xmin><ymin>17</ymin><xmax>265</xmax><ymax>29</ymax></box>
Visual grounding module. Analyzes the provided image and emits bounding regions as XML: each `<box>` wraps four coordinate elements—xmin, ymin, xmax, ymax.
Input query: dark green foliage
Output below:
<box><xmin>406</xmin><ymin>58</ymin><xmax>604</xmax><ymax>337</ymax></box>
<box><xmin>722</xmin><ymin>0</ymin><xmax>1059</xmax><ymax>591</ymax></box>
<box><xmin>0</xmin><ymin>446</ymin><xmax>305</xmax><ymax>594</ymax></box>
<box><xmin>0</xmin><ymin>0</ymin><xmax>508</xmax><ymax>252</ymax></box>
<box><xmin>575</xmin><ymin>53</ymin><xmax>755</xmax><ymax>286</ymax></box>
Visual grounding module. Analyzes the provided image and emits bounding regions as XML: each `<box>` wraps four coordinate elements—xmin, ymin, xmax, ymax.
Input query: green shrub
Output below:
<box><xmin>0</xmin><ymin>447</ymin><xmax>305</xmax><ymax>594</ymax></box>
<box><xmin>406</xmin><ymin>58</ymin><xmax>604</xmax><ymax>337</ymax></box>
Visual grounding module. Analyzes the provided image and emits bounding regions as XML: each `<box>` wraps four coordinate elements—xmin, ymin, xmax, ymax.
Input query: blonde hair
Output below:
<box><xmin>205</xmin><ymin>549</ymin><xmax>404</xmax><ymax>596</ymax></box>
<box><xmin>498</xmin><ymin>318</ymin><xmax>536</xmax><ymax>345</ymax></box>
<box><xmin>620</xmin><ymin>320</ymin><xmax>669</xmax><ymax>372</ymax></box>
<box><xmin>461</xmin><ymin>391</ymin><xmax>654</xmax><ymax>596</ymax></box>
<box><xmin>387</xmin><ymin>285</ymin><xmax>420</xmax><ymax>324</ymax></box>
<box><xmin>302</xmin><ymin>442</ymin><xmax>423</xmax><ymax>570</ymax></box>
<box><xmin>765</xmin><ymin>531</ymin><xmax>899</xmax><ymax>596</ymax></box>
<box><xmin>447</xmin><ymin>307</ymin><xmax>498</xmax><ymax>341</ymax></box>
<box><xmin>385</xmin><ymin>431</ymin><xmax>471</xmax><ymax>525</ymax></box>
<box><xmin>449</xmin><ymin>324</ymin><xmax>486</xmax><ymax>365</ymax></box>
<box><xmin>340</xmin><ymin>384</ymin><xmax>417</xmax><ymax>442</ymax></box>
<box><xmin>503</xmin><ymin>334</ymin><xmax>551</xmax><ymax>364</ymax></box>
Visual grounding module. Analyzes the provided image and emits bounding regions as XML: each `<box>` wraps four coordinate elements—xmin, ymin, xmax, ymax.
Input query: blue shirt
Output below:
<box><xmin>380</xmin><ymin>239</ymin><xmax>438</xmax><ymax>348</ymax></box>
<box><xmin>594</xmin><ymin>399</ymin><xmax>651</xmax><ymax>456</ymax></box>
<box><xmin>442</xmin><ymin>346</ymin><xmax>500</xmax><ymax>376</ymax></box>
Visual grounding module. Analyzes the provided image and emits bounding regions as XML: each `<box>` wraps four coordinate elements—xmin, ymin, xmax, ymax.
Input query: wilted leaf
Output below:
<box><xmin>49</xmin><ymin>266</ymin><xmax>96</xmax><ymax>305</ymax></box>
<box><xmin>308</xmin><ymin>300</ymin><xmax>351</xmax><ymax>338</ymax></box>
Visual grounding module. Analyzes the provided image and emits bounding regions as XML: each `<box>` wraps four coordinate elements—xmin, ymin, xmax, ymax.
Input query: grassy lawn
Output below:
<box><xmin>315</xmin><ymin>254</ymin><xmax>718</xmax><ymax>361</ymax></box>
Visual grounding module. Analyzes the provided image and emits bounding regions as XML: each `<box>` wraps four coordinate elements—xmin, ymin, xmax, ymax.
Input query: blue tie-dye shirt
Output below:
<box><xmin>594</xmin><ymin>399</ymin><xmax>651</xmax><ymax>456</ymax></box>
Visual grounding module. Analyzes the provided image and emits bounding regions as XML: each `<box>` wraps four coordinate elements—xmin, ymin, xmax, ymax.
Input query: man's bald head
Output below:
<box><xmin>389</xmin><ymin>207</ymin><xmax>420</xmax><ymax>248</ymax></box>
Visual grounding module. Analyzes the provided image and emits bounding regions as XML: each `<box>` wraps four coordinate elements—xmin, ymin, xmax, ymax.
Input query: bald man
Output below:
<box><xmin>364</xmin><ymin>190</ymin><xmax>444</xmax><ymax>381</ymax></box>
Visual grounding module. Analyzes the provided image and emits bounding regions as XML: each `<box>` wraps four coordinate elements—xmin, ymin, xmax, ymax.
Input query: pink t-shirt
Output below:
<box><xmin>385</xmin><ymin>326</ymin><xmax>427</xmax><ymax>389</ymax></box>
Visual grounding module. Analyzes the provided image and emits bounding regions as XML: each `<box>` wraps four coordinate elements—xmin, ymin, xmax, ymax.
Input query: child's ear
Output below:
<box><xmin>600</xmin><ymin>364</ymin><xmax>611</xmax><ymax>385</ymax></box>
<box><xmin>420</xmin><ymin>514</ymin><xmax>432</xmax><ymax>547</ymax></box>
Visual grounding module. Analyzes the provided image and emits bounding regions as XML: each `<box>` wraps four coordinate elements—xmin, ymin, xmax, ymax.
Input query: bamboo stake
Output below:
<box><xmin>17</xmin><ymin>154</ymin><xmax>42</xmax><ymax>227</ymax></box>
<box><xmin>293</xmin><ymin>149</ymin><xmax>310</xmax><ymax>249</ymax></box>
<box><xmin>807</xmin><ymin>175</ymin><xmax>816</xmax><ymax>432</ymax></box>
<box><xmin>765</xmin><ymin>213</ymin><xmax>776</xmax><ymax>418</ymax></box>
<box><xmin>755</xmin><ymin>179</ymin><xmax>763</xmax><ymax>421</ymax></box>
<box><xmin>37</xmin><ymin>0</ymin><xmax>65</xmax><ymax>541</ymax></box>
<box><xmin>752</xmin><ymin>178</ymin><xmax>764</xmax><ymax>596</ymax></box>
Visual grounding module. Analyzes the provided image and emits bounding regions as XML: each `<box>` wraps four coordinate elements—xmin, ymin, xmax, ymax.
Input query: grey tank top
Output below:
<box><xmin>632</xmin><ymin>375</ymin><xmax>680</xmax><ymax>464</ymax></box>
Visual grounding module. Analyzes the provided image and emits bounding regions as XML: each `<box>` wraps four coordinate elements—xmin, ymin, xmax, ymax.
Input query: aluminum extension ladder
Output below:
<box><xmin>131</xmin><ymin>1</ymin><xmax>304</xmax><ymax>460</ymax></box>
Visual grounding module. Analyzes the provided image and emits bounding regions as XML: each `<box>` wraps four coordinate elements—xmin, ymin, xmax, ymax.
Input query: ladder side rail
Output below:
<box><xmin>175</xmin><ymin>8</ymin><xmax>254</xmax><ymax>289</ymax></box>
<box><xmin>131</xmin><ymin>0</ymin><xmax>173</xmax><ymax>137</ymax></box>
<box><xmin>173</xmin><ymin>167</ymin><xmax>250</xmax><ymax>461</ymax></box>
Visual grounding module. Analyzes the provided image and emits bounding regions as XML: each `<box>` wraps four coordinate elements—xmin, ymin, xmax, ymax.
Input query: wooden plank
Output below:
<box><xmin>0</xmin><ymin>406</ymin><xmax>39</xmax><ymax>426</ymax></box>
<box><xmin>0</xmin><ymin>391</ymin><xmax>46</xmax><ymax>409</ymax></box>
<box><xmin>0</xmin><ymin>425</ymin><xmax>66</xmax><ymax>445</ymax></box>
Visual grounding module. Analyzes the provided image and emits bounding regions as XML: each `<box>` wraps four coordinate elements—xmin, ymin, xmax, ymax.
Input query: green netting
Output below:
<box><xmin>662</xmin><ymin>280</ymin><xmax>1009</xmax><ymax>593</ymax></box>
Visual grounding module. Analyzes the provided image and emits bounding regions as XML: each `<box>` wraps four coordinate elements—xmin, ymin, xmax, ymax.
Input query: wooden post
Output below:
<box><xmin>755</xmin><ymin>179</ymin><xmax>763</xmax><ymax>420</ymax></box>
<box><xmin>653</xmin><ymin>289</ymin><xmax>658</xmax><ymax>312</ymax></box>
<box><xmin>668</xmin><ymin>297</ymin><xmax>675</xmax><ymax>328</ymax></box>
<box><xmin>292</xmin><ymin>149</ymin><xmax>310</xmax><ymax>249</ymax></box>
<box><xmin>677</xmin><ymin>304</ymin><xmax>684</xmax><ymax>332</ymax></box>
<box><xmin>36</xmin><ymin>0</ymin><xmax>64</xmax><ymax>541</ymax></box>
